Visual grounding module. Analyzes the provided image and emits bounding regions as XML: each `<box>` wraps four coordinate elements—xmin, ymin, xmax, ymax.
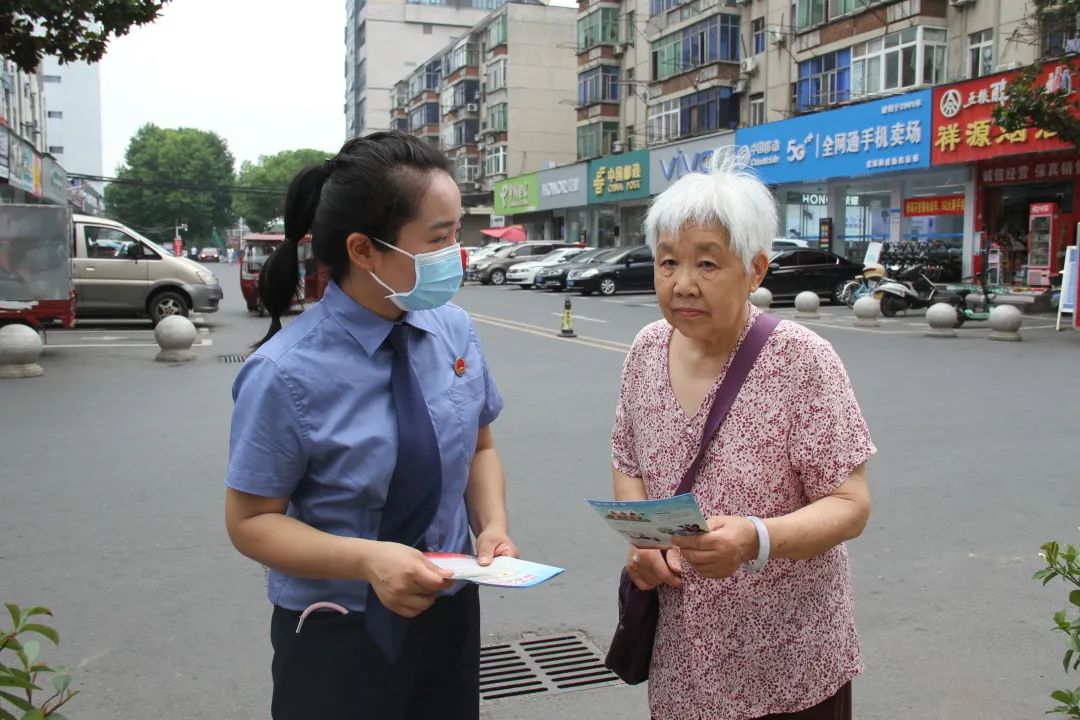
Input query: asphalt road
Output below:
<box><xmin>2</xmin><ymin>267</ymin><xmax>1078</xmax><ymax>720</ymax></box>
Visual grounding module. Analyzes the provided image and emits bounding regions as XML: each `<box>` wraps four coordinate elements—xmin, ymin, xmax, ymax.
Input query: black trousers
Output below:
<box><xmin>270</xmin><ymin>585</ymin><xmax>480</xmax><ymax>720</ymax></box>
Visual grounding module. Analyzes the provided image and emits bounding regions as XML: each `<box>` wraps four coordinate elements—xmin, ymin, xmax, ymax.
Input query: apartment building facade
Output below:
<box><xmin>390</xmin><ymin>0</ymin><xmax>579</xmax><ymax>210</ymax></box>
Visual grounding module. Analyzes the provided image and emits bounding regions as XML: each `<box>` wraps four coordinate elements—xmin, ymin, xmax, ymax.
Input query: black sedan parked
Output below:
<box><xmin>534</xmin><ymin>247</ymin><xmax>615</xmax><ymax>291</ymax></box>
<box><xmin>761</xmin><ymin>248</ymin><xmax>863</xmax><ymax>303</ymax></box>
<box><xmin>566</xmin><ymin>244</ymin><xmax>654</xmax><ymax>296</ymax></box>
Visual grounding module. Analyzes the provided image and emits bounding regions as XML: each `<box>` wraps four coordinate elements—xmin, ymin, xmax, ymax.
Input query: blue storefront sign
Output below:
<box><xmin>734</xmin><ymin>90</ymin><xmax>932</xmax><ymax>185</ymax></box>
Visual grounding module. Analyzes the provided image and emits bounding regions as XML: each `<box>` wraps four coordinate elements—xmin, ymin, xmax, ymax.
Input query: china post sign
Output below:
<box><xmin>734</xmin><ymin>89</ymin><xmax>932</xmax><ymax>184</ymax></box>
<box><xmin>587</xmin><ymin>150</ymin><xmax>650</xmax><ymax>204</ymax></box>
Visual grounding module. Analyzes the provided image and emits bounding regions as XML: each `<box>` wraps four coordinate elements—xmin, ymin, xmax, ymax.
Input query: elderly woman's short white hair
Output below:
<box><xmin>644</xmin><ymin>151</ymin><xmax>778</xmax><ymax>272</ymax></box>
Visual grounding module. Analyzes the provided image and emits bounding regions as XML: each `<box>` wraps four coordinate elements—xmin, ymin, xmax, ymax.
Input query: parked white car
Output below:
<box><xmin>505</xmin><ymin>247</ymin><xmax>587</xmax><ymax>288</ymax></box>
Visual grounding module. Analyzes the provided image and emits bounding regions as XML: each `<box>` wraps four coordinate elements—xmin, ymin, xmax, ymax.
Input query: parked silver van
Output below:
<box><xmin>71</xmin><ymin>215</ymin><xmax>223</xmax><ymax>324</ymax></box>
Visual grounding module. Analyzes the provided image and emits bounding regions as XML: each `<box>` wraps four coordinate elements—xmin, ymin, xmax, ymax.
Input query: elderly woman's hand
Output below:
<box><xmin>671</xmin><ymin>516</ymin><xmax>759</xmax><ymax>579</ymax></box>
<box><xmin>626</xmin><ymin>547</ymin><xmax>683</xmax><ymax>590</ymax></box>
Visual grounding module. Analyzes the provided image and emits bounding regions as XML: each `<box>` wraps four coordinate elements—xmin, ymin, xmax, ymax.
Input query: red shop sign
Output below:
<box><xmin>903</xmin><ymin>194</ymin><xmax>965</xmax><ymax>216</ymax></box>
<box><xmin>977</xmin><ymin>154</ymin><xmax>1080</xmax><ymax>185</ymax></box>
<box><xmin>931</xmin><ymin>63</ymin><xmax>1077</xmax><ymax>165</ymax></box>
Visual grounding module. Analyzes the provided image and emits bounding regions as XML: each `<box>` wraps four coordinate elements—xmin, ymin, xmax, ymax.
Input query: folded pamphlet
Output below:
<box><xmin>587</xmin><ymin>494</ymin><xmax>710</xmax><ymax>549</ymax></box>
<box><xmin>425</xmin><ymin>553</ymin><xmax>564</xmax><ymax>588</ymax></box>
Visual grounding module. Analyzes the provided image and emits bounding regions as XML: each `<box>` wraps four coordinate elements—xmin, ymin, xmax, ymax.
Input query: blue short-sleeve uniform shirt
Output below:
<box><xmin>226</xmin><ymin>281</ymin><xmax>503</xmax><ymax>612</ymax></box>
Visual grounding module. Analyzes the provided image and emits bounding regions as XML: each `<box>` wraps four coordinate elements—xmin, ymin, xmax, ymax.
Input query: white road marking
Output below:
<box><xmin>550</xmin><ymin>312</ymin><xmax>609</xmax><ymax>324</ymax></box>
<box><xmin>45</xmin><ymin>338</ymin><xmax>214</xmax><ymax>349</ymax></box>
<box><xmin>470</xmin><ymin>312</ymin><xmax>630</xmax><ymax>354</ymax></box>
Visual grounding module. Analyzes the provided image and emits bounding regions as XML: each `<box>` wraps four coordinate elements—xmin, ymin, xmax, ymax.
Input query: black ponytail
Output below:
<box><xmin>253</xmin><ymin>163</ymin><xmax>332</xmax><ymax>348</ymax></box>
<box><xmin>253</xmin><ymin>131</ymin><xmax>452</xmax><ymax>348</ymax></box>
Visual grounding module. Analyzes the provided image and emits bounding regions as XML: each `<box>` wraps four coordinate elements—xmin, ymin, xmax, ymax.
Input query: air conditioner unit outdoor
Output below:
<box><xmin>768</xmin><ymin>26</ymin><xmax>785</xmax><ymax>45</ymax></box>
<box><xmin>948</xmin><ymin>0</ymin><xmax>975</xmax><ymax>7</ymax></box>
<box><xmin>611</xmin><ymin>140</ymin><xmax>624</xmax><ymax>153</ymax></box>
<box><xmin>474</xmin><ymin>134</ymin><xmax>483</xmax><ymax>142</ymax></box>
<box><xmin>734</xmin><ymin>78</ymin><xmax>748</xmax><ymax>94</ymax></box>
<box><xmin>614</xmin><ymin>44</ymin><xmax>625</xmax><ymax>56</ymax></box>
<box><xmin>466</xmin><ymin>103</ymin><xmax>479</xmax><ymax>112</ymax></box>
<box><xmin>996</xmin><ymin>60</ymin><xmax>1022</xmax><ymax>71</ymax></box>
<box><xmin>734</xmin><ymin>0</ymin><xmax>751</xmax><ymax>6</ymax></box>
<box><xmin>740</xmin><ymin>57</ymin><xmax>758</xmax><ymax>76</ymax></box>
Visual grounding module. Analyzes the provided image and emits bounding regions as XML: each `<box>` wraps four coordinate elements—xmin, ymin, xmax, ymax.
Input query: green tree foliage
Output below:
<box><xmin>233</xmin><ymin>149</ymin><xmax>333</xmax><ymax>232</ymax></box>
<box><xmin>105</xmin><ymin>124</ymin><xmax>235</xmax><ymax>246</ymax></box>
<box><xmin>0</xmin><ymin>1</ymin><xmax>170</xmax><ymax>74</ymax></box>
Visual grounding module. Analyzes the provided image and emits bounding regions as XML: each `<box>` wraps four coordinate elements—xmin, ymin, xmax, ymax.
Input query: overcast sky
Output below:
<box><xmin>100</xmin><ymin>0</ymin><xmax>346</xmax><ymax>175</ymax></box>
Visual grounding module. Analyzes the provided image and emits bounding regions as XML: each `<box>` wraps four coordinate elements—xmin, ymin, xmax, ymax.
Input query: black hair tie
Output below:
<box><xmin>323</xmin><ymin>158</ymin><xmax>335</xmax><ymax>173</ymax></box>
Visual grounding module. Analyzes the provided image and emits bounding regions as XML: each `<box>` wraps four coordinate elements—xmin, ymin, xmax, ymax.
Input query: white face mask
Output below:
<box><xmin>368</xmin><ymin>238</ymin><xmax>463</xmax><ymax>311</ymax></box>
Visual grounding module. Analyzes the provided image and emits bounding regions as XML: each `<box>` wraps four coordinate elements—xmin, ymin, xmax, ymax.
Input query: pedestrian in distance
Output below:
<box><xmin>611</xmin><ymin>151</ymin><xmax>874</xmax><ymax>720</ymax></box>
<box><xmin>224</xmin><ymin>131</ymin><xmax>517</xmax><ymax>720</ymax></box>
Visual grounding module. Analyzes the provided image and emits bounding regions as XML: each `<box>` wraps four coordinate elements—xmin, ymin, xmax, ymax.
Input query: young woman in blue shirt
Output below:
<box><xmin>224</xmin><ymin>131</ymin><xmax>516</xmax><ymax>720</ymax></box>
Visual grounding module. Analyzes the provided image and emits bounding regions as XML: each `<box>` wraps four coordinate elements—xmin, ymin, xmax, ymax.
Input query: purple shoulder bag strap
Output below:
<box><xmin>673</xmin><ymin>310</ymin><xmax>782</xmax><ymax>496</ymax></box>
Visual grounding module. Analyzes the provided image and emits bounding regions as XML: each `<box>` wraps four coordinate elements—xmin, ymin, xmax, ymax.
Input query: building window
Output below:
<box><xmin>651</xmin><ymin>15</ymin><xmax>740</xmax><ymax>81</ymax></box>
<box><xmin>456</xmin><ymin>156</ymin><xmax>480</xmax><ymax>183</ymax></box>
<box><xmin>409</xmin><ymin>102</ymin><xmax>440</xmax><ymax>130</ymax></box>
<box><xmin>488</xmin><ymin>102</ymin><xmax>508</xmax><ymax>131</ymax></box>
<box><xmin>487</xmin><ymin>59</ymin><xmax>507</xmax><ymax>91</ymax></box>
<box><xmin>484</xmin><ymin>145</ymin><xmax>507</xmax><ymax>176</ymax></box>
<box><xmin>454</xmin><ymin>120</ymin><xmax>480</xmax><ymax>147</ymax></box>
<box><xmin>968</xmin><ymin>29</ymin><xmax>994</xmax><ymax>78</ymax></box>
<box><xmin>452</xmin><ymin>79</ymin><xmax>479</xmax><ymax>108</ymax></box>
<box><xmin>796</xmin><ymin>0</ymin><xmax>825</xmax><ymax>29</ymax></box>
<box><xmin>651</xmin><ymin>0</ymin><xmax>687</xmax><ymax>16</ymax></box>
<box><xmin>423</xmin><ymin>23</ymin><xmax>433</xmax><ymax>35</ymax></box>
<box><xmin>578</xmin><ymin>7</ymin><xmax>619</xmax><ymax>51</ymax></box>
<box><xmin>578</xmin><ymin>66</ymin><xmax>620</xmax><ymax>105</ymax></box>
<box><xmin>47</xmin><ymin>111</ymin><xmax>62</xmax><ymax>119</ymax></box>
<box><xmin>796</xmin><ymin>48</ymin><xmax>850</xmax><ymax>111</ymax></box>
<box><xmin>851</xmin><ymin>26</ymin><xmax>946</xmax><ymax>98</ymax></box>
<box><xmin>48</xmin><ymin>146</ymin><xmax>63</xmax><ymax>154</ymax></box>
<box><xmin>648</xmin><ymin>99</ymin><xmax>680</xmax><ymax>144</ymax></box>
<box><xmin>625</xmin><ymin>125</ymin><xmax>636</xmax><ymax>151</ymax></box>
<box><xmin>42</xmin><ymin>75</ymin><xmax>60</xmax><ymax>83</ymax></box>
<box><xmin>487</xmin><ymin>14</ymin><xmax>508</xmax><ymax>48</ymax></box>
<box><xmin>750</xmin><ymin>93</ymin><xmax>765</xmax><ymax>126</ymax></box>
<box><xmin>358</xmin><ymin>21</ymin><xmax>366</xmax><ymax>46</ymax></box>
<box><xmin>577</xmin><ymin>122</ymin><xmax>619</xmax><ymax>159</ymax></box>
<box><xmin>392</xmin><ymin>117</ymin><xmax>409</xmax><ymax>132</ymax></box>
<box><xmin>680</xmin><ymin>87</ymin><xmax>736</xmax><ymax>137</ymax></box>
<box><xmin>752</xmin><ymin>18</ymin><xmax>766</xmax><ymax>55</ymax></box>
<box><xmin>625</xmin><ymin>11</ymin><xmax>636</xmax><ymax>46</ymax></box>
<box><xmin>1042</xmin><ymin>11</ymin><xmax>1080</xmax><ymax>57</ymax></box>
<box><xmin>448</xmin><ymin>43</ymin><xmax>479</xmax><ymax>73</ymax></box>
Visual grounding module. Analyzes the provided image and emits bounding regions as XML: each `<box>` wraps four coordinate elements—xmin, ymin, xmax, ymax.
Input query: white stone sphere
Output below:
<box><xmin>926</xmin><ymin>302</ymin><xmax>959</xmax><ymax>329</ymax></box>
<box><xmin>154</xmin><ymin>315</ymin><xmax>197</xmax><ymax>362</ymax></box>
<box><xmin>988</xmin><ymin>304</ymin><xmax>1022</xmax><ymax>342</ymax></box>
<box><xmin>794</xmin><ymin>291</ymin><xmax>820</xmax><ymax>315</ymax></box>
<box><xmin>853</xmin><ymin>295</ymin><xmax>879</xmax><ymax>319</ymax></box>
<box><xmin>0</xmin><ymin>324</ymin><xmax>44</xmax><ymax>378</ymax></box>
<box><xmin>749</xmin><ymin>286</ymin><xmax>773</xmax><ymax>310</ymax></box>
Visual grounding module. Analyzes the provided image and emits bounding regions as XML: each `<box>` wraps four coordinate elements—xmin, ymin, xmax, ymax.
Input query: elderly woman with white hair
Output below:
<box><xmin>611</xmin><ymin>158</ymin><xmax>875</xmax><ymax>720</ymax></box>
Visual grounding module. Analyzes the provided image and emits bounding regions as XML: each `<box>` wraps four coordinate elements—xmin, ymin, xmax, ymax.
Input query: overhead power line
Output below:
<box><xmin>69</xmin><ymin>173</ymin><xmax>286</xmax><ymax>196</ymax></box>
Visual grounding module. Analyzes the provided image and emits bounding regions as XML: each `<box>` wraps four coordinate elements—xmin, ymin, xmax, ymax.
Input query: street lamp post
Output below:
<box><xmin>174</xmin><ymin>220</ymin><xmax>188</xmax><ymax>257</ymax></box>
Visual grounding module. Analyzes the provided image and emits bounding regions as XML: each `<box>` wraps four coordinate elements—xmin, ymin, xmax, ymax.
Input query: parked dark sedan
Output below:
<box><xmin>566</xmin><ymin>244</ymin><xmax>654</xmax><ymax>296</ymax></box>
<box><xmin>761</xmin><ymin>248</ymin><xmax>863</xmax><ymax>303</ymax></box>
<box><xmin>534</xmin><ymin>247</ymin><xmax>616</xmax><ymax>291</ymax></box>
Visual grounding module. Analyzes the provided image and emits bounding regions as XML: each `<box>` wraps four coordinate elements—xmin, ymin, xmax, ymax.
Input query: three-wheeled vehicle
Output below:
<box><xmin>240</xmin><ymin>233</ymin><xmax>327</xmax><ymax>315</ymax></box>
<box><xmin>0</xmin><ymin>205</ymin><xmax>77</xmax><ymax>331</ymax></box>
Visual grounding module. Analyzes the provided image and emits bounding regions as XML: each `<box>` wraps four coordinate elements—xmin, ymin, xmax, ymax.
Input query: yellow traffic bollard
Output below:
<box><xmin>558</xmin><ymin>297</ymin><xmax>577</xmax><ymax>338</ymax></box>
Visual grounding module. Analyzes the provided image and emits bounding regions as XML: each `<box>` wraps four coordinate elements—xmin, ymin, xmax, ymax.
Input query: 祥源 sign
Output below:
<box><xmin>734</xmin><ymin>90</ymin><xmax>932</xmax><ymax>184</ymax></box>
<box><xmin>931</xmin><ymin>64</ymin><xmax>1077</xmax><ymax>165</ymax></box>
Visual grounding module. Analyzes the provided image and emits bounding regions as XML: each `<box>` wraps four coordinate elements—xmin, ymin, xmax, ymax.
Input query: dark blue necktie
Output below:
<box><xmin>365</xmin><ymin>322</ymin><xmax>444</xmax><ymax>662</ymax></box>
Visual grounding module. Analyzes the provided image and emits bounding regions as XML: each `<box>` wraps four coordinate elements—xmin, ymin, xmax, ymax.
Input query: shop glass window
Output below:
<box><xmin>968</xmin><ymin>29</ymin><xmax>994</xmax><ymax>78</ymax></box>
<box><xmin>752</xmin><ymin>18</ymin><xmax>766</xmax><ymax>55</ymax></box>
<box><xmin>578</xmin><ymin>8</ymin><xmax>619</xmax><ymax>51</ymax></box>
<box><xmin>648</xmin><ymin>99</ymin><xmax>680</xmax><ymax>143</ymax></box>
<box><xmin>796</xmin><ymin>49</ymin><xmax>850</xmax><ymax>111</ymax></box>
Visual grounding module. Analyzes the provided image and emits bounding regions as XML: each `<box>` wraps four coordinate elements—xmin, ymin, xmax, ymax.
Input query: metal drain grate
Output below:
<box><xmin>479</xmin><ymin>632</ymin><xmax>621</xmax><ymax>702</ymax></box>
<box><xmin>218</xmin><ymin>354</ymin><xmax>249</xmax><ymax>364</ymax></box>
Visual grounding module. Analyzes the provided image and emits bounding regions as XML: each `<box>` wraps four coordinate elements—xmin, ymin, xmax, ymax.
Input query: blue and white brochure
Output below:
<box><xmin>587</xmin><ymin>494</ymin><xmax>710</xmax><ymax>549</ymax></box>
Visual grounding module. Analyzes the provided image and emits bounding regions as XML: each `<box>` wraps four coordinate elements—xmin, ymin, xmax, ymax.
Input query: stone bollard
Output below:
<box><xmin>0</xmin><ymin>324</ymin><xmax>44</xmax><ymax>378</ymax></box>
<box><xmin>155</xmin><ymin>315</ymin><xmax>198</xmax><ymax>363</ymax></box>
<box><xmin>794</xmin><ymin>291</ymin><xmax>820</xmax><ymax>319</ymax></box>
<box><xmin>925</xmin><ymin>302</ymin><xmax>958</xmax><ymax>338</ymax></box>
<box><xmin>852</xmin><ymin>296</ymin><xmax>880</xmax><ymax>328</ymax></box>
<box><xmin>749</xmin><ymin>286</ymin><xmax>773</xmax><ymax>311</ymax></box>
<box><xmin>988</xmin><ymin>304</ymin><xmax>1023</xmax><ymax>342</ymax></box>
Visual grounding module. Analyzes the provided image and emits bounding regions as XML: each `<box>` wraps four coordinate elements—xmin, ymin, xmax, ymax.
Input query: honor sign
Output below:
<box><xmin>537</xmin><ymin>163</ymin><xmax>589</xmax><ymax>211</ymax></box>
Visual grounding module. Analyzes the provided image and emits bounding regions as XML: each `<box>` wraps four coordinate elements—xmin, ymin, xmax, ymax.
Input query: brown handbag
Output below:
<box><xmin>604</xmin><ymin>312</ymin><xmax>780</xmax><ymax>685</ymax></box>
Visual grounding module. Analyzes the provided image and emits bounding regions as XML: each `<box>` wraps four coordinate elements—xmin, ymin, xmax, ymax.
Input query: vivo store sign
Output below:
<box><xmin>734</xmin><ymin>89</ymin><xmax>932</xmax><ymax>184</ymax></box>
